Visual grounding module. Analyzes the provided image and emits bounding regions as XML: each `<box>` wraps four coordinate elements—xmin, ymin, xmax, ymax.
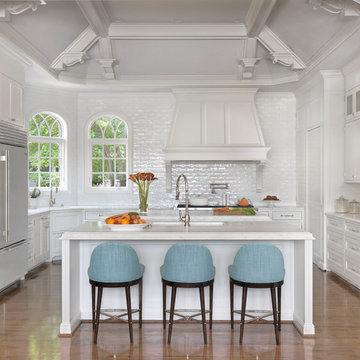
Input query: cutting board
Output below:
<box><xmin>213</xmin><ymin>207</ymin><xmax>256</xmax><ymax>216</ymax></box>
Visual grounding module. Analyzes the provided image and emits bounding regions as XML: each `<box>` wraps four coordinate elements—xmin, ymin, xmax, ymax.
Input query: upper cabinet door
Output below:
<box><xmin>9</xmin><ymin>81</ymin><xmax>24</xmax><ymax>128</ymax></box>
<box><xmin>344</xmin><ymin>119</ymin><xmax>360</xmax><ymax>183</ymax></box>
<box><xmin>345</xmin><ymin>86</ymin><xmax>360</xmax><ymax>122</ymax></box>
<box><xmin>0</xmin><ymin>74</ymin><xmax>11</xmax><ymax>123</ymax></box>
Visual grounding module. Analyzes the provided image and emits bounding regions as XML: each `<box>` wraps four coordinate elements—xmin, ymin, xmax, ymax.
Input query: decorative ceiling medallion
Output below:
<box><xmin>308</xmin><ymin>0</ymin><xmax>360</xmax><ymax>16</ymax></box>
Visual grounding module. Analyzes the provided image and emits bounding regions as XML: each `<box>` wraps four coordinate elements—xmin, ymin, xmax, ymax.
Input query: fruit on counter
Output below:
<box><xmin>105</xmin><ymin>212</ymin><xmax>146</xmax><ymax>225</ymax></box>
<box><xmin>263</xmin><ymin>195</ymin><xmax>280</xmax><ymax>201</ymax></box>
<box><xmin>238</xmin><ymin>198</ymin><xmax>249</xmax><ymax>206</ymax></box>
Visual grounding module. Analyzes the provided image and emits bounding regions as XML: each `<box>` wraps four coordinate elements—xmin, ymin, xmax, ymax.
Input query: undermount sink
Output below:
<box><xmin>151</xmin><ymin>221</ymin><xmax>224</xmax><ymax>227</ymax></box>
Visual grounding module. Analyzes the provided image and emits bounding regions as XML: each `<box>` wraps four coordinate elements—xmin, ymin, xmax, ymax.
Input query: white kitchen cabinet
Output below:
<box><xmin>50</xmin><ymin>210</ymin><xmax>83</xmax><ymax>259</ymax></box>
<box><xmin>345</xmin><ymin>86</ymin><xmax>360</xmax><ymax>122</ymax></box>
<box><xmin>0</xmin><ymin>73</ymin><xmax>24</xmax><ymax>127</ymax></box>
<box><xmin>28</xmin><ymin>213</ymin><xmax>50</xmax><ymax>270</ymax></box>
<box><xmin>326</xmin><ymin>214</ymin><xmax>360</xmax><ymax>289</ymax></box>
<box><xmin>84</xmin><ymin>209</ymin><xmax>118</xmax><ymax>222</ymax></box>
<box><xmin>344</xmin><ymin>119</ymin><xmax>360</xmax><ymax>182</ymax></box>
<box><xmin>270</xmin><ymin>209</ymin><xmax>304</xmax><ymax>229</ymax></box>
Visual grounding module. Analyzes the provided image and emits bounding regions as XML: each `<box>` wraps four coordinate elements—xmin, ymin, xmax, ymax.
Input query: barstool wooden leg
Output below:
<box><xmin>168</xmin><ymin>286</ymin><xmax>177</xmax><ymax>344</ymax></box>
<box><xmin>277</xmin><ymin>286</ymin><xmax>281</xmax><ymax>331</ymax></box>
<box><xmin>199</xmin><ymin>286</ymin><xmax>207</xmax><ymax>344</ymax></box>
<box><xmin>209</xmin><ymin>282</ymin><xmax>213</xmax><ymax>330</ymax></box>
<box><xmin>239</xmin><ymin>286</ymin><xmax>247</xmax><ymax>344</ymax></box>
<box><xmin>270</xmin><ymin>287</ymin><xmax>279</xmax><ymax>345</ymax></box>
<box><xmin>162</xmin><ymin>281</ymin><xmax>167</xmax><ymax>329</ymax></box>
<box><xmin>139</xmin><ymin>279</ymin><xmax>143</xmax><ymax>328</ymax></box>
<box><xmin>91</xmin><ymin>284</ymin><xmax>96</xmax><ymax>331</ymax></box>
<box><xmin>125</xmin><ymin>285</ymin><xmax>133</xmax><ymax>343</ymax></box>
<box><xmin>230</xmin><ymin>279</ymin><xmax>234</xmax><ymax>329</ymax></box>
<box><xmin>94</xmin><ymin>286</ymin><xmax>103</xmax><ymax>344</ymax></box>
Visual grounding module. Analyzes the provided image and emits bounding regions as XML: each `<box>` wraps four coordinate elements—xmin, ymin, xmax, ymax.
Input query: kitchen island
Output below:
<box><xmin>59</xmin><ymin>220</ymin><xmax>315</xmax><ymax>337</ymax></box>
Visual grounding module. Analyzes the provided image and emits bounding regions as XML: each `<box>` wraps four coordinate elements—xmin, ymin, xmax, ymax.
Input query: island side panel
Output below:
<box><xmin>77</xmin><ymin>239</ymin><xmax>295</xmax><ymax>323</ymax></box>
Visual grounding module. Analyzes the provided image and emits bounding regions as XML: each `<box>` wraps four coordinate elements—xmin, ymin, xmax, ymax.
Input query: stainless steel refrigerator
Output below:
<box><xmin>0</xmin><ymin>120</ymin><xmax>28</xmax><ymax>292</ymax></box>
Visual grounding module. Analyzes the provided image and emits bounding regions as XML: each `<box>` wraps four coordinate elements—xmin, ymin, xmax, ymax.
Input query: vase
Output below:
<box><xmin>138</xmin><ymin>188</ymin><xmax>148</xmax><ymax>215</ymax></box>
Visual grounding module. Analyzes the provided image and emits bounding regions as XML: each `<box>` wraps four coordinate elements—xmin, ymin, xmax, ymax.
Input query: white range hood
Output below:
<box><xmin>164</xmin><ymin>88</ymin><xmax>270</xmax><ymax>162</ymax></box>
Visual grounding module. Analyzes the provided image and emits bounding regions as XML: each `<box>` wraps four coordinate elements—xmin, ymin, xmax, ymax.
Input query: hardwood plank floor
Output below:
<box><xmin>0</xmin><ymin>264</ymin><xmax>360</xmax><ymax>359</ymax></box>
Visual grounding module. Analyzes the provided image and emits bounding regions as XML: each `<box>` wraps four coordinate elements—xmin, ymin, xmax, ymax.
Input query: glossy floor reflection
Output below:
<box><xmin>1</xmin><ymin>263</ymin><xmax>360</xmax><ymax>359</ymax></box>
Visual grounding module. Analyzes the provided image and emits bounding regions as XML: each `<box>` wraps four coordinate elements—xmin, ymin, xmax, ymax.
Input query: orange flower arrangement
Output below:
<box><xmin>129</xmin><ymin>172</ymin><xmax>158</xmax><ymax>214</ymax></box>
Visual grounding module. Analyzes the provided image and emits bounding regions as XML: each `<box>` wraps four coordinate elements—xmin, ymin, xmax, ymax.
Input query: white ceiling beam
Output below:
<box><xmin>96</xmin><ymin>37</ymin><xmax>118</xmax><ymax>80</ymax></box>
<box><xmin>50</xmin><ymin>26</ymin><xmax>99</xmax><ymax>71</ymax></box>
<box><xmin>245</xmin><ymin>0</ymin><xmax>278</xmax><ymax>37</ymax></box>
<box><xmin>109</xmin><ymin>23</ymin><xmax>248</xmax><ymax>40</ymax></box>
<box><xmin>257</xmin><ymin>26</ymin><xmax>306</xmax><ymax>70</ymax></box>
<box><xmin>75</xmin><ymin>0</ymin><xmax>110</xmax><ymax>37</ymax></box>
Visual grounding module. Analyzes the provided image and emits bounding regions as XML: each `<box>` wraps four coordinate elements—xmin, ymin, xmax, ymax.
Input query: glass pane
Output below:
<box><xmin>29</xmin><ymin>173</ymin><xmax>38</xmax><ymax>187</ymax></box>
<box><xmin>39</xmin><ymin>143</ymin><xmax>49</xmax><ymax>156</ymax></box>
<box><xmin>92</xmin><ymin>174</ymin><xmax>103</xmax><ymax>187</ymax></box>
<box><xmin>116</xmin><ymin>174</ymin><xmax>127</xmax><ymax>187</ymax></box>
<box><xmin>46</xmin><ymin>116</ymin><xmax>55</xmax><ymax>128</ymax></box>
<box><xmin>51</xmin><ymin>121</ymin><xmax>60</xmax><ymax>137</ymax></box>
<box><xmin>51</xmin><ymin>143</ymin><xmax>59</xmax><ymax>157</ymax></box>
<box><xmin>90</xmin><ymin>122</ymin><xmax>103</xmax><ymax>138</ymax></box>
<box><xmin>104</xmin><ymin>159</ymin><xmax>114</xmax><ymax>172</ymax></box>
<box><xmin>40</xmin><ymin>173</ymin><xmax>50</xmax><ymax>187</ymax></box>
<box><xmin>29</xmin><ymin>142</ymin><xmax>38</xmax><ymax>157</ymax></box>
<box><xmin>51</xmin><ymin>172</ymin><xmax>60</xmax><ymax>187</ymax></box>
<box><xmin>104</xmin><ymin>174</ymin><xmax>114</xmax><ymax>187</ymax></box>
<box><xmin>92</xmin><ymin>159</ymin><xmax>103</xmax><ymax>172</ymax></box>
<box><xmin>96</xmin><ymin>118</ymin><xmax>108</xmax><ymax>131</ymax></box>
<box><xmin>29</xmin><ymin>158</ymin><xmax>38</xmax><ymax>172</ymax></box>
<box><xmin>116</xmin><ymin>145</ymin><xmax>126</xmax><ymax>158</ymax></box>
<box><xmin>116</xmin><ymin>121</ymin><xmax>128</xmax><ymax>138</ymax></box>
<box><xmin>92</xmin><ymin>145</ymin><xmax>103</xmax><ymax>157</ymax></box>
<box><xmin>39</xmin><ymin>122</ymin><xmax>50</xmax><ymax>137</ymax></box>
<box><xmin>104</xmin><ymin>145</ymin><xmax>114</xmax><ymax>157</ymax></box>
<box><xmin>356</xmin><ymin>90</ymin><xmax>360</xmax><ymax>113</ymax></box>
<box><xmin>34</xmin><ymin>114</ymin><xmax>44</xmax><ymax>125</ymax></box>
<box><xmin>40</xmin><ymin>159</ymin><xmax>49</xmax><ymax>172</ymax></box>
<box><xmin>104</xmin><ymin>125</ymin><xmax>115</xmax><ymax>139</ymax></box>
<box><xmin>29</xmin><ymin>119</ymin><xmax>38</xmax><ymax>136</ymax></box>
<box><xmin>111</xmin><ymin>117</ymin><xmax>120</xmax><ymax>130</ymax></box>
<box><xmin>51</xmin><ymin>158</ymin><xmax>59</xmax><ymax>172</ymax></box>
<box><xmin>347</xmin><ymin>95</ymin><xmax>353</xmax><ymax>116</ymax></box>
<box><xmin>116</xmin><ymin>159</ymin><xmax>126</xmax><ymax>173</ymax></box>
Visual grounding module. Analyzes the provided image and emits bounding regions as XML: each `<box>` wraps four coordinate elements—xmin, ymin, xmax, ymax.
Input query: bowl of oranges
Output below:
<box><xmin>103</xmin><ymin>212</ymin><xmax>147</xmax><ymax>231</ymax></box>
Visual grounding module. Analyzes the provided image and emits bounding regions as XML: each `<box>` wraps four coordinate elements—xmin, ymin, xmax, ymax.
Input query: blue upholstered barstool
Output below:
<box><xmin>161</xmin><ymin>243</ymin><xmax>216</xmax><ymax>344</ymax></box>
<box><xmin>228</xmin><ymin>243</ymin><xmax>285</xmax><ymax>345</ymax></box>
<box><xmin>88</xmin><ymin>242</ymin><xmax>145</xmax><ymax>344</ymax></box>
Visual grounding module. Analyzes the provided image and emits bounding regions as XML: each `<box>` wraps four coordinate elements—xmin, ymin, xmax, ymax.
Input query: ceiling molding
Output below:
<box><xmin>75</xmin><ymin>0</ymin><xmax>110</xmax><ymax>37</ymax></box>
<box><xmin>0</xmin><ymin>1</ymin><xmax>46</xmax><ymax>21</ymax></box>
<box><xmin>0</xmin><ymin>22</ymin><xmax>51</xmax><ymax>73</ymax></box>
<box><xmin>245</xmin><ymin>0</ymin><xmax>278</xmax><ymax>37</ymax></box>
<box><xmin>50</xmin><ymin>27</ymin><xmax>100</xmax><ymax>71</ymax></box>
<box><xmin>108</xmin><ymin>23</ymin><xmax>248</xmax><ymax>39</ymax></box>
<box><xmin>96</xmin><ymin>37</ymin><xmax>118</xmax><ymax>80</ymax></box>
<box><xmin>307</xmin><ymin>0</ymin><xmax>360</xmax><ymax>16</ymax></box>
<box><xmin>257</xmin><ymin>26</ymin><xmax>306</xmax><ymax>70</ymax></box>
<box><xmin>238</xmin><ymin>38</ymin><xmax>260</xmax><ymax>79</ymax></box>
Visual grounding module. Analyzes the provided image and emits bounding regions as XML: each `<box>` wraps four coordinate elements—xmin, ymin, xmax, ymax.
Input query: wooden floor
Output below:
<box><xmin>1</xmin><ymin>265</ymin><xmax>360</xmax><ymax>360</ymax></box>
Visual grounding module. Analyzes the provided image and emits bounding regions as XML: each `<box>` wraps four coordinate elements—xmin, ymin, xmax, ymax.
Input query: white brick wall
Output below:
<box><xmin>25</xmin><ymin>87</ymin><xmax>297</xmax><ymax>208</ymax></box>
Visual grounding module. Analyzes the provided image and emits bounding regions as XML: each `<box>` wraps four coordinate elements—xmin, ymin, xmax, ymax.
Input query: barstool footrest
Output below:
<box><xmin>233</xmin><ymin>309</ymin><xmax>279</xmax><ymax>324</ymax></box>
<box><xmin>100</xmin><ymin>308</ymin><xmax>140</xmax><ymax>322</ymax></box>
<box><xmin>166</xmin><ymin>308</ymin><xmax>210</xmax><ymax>323</ymax></box>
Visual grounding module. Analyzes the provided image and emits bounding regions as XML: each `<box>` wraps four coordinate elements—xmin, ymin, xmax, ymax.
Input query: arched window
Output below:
<box><xmin>88</xmin><ymin>115</ymin><xmax>129</xmax><ymax>189</ymax></box>
<box><xmin>28</xmin><ymin>112</ymin><xmax>66</xmax><ymax>189</ymax></box>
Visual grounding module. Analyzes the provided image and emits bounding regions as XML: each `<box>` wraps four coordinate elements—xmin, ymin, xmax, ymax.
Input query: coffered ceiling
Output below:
<box><xmin>1</xmin><ymin>0</ymin><xmax>360</xmax><ymax>89</ymax></box>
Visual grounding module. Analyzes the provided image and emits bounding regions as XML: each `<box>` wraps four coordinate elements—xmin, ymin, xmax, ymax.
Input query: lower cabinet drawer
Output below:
<box><xmin>345</xmin><ymin>222</ymin><xmax>360</xmax><ymax>238</ymax></box>
<box><xmin>85</xmin><ymin>210</ymin><xmax>117</xmax><ymax>221</ymax></box>
<box><xmin>345</xmin><ymin>236</ymin><xmax>360</xmax><ymax>257</ymax></box>
<box><xmin>327</xmin><ymin>230</ymin><xmax>344</xmax><ymax>251</ymax></box>
<box><xmin>272</xmin><ymin>211</ymin><xmax>302</xmax><ymax>220</ymax></box>
<box><xmin>327</xmin><ymin>217</ymin><xmax>344</xmax><ymax>232</ymax></box>
<box><xmin>345</xmin><ymin>255</ymin><xmax>360</xmax><ymax>287</ymax></box>
<box><xmin>327</xmin><ymin>248</ymin><xmax>344</xmax><ymax>275</ymax></box>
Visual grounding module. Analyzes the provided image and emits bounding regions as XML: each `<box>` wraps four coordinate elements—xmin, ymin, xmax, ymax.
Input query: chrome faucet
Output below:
<box><xmin>175</xmin><ymin>174</ymin><xmax>190</xmax><ymax>227</ymax></box>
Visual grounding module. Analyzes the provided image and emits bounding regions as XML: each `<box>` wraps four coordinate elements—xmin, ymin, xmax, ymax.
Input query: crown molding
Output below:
<box><xmin>50</xmin><ymin>26</ymin><xmax>100</xmax><ymax>71</ymax></box>
<box><xmin>0</xmin><ymin>1</ymin><xmax>46</xmax><ymax>21</ymax></box>
<box><xmin>307</xmin><ymin>0</ymin><xmax>360</xmax><ymax>17</ymax></box>
<box><xmin>245</xmin><ymin>0</ymin><xmax>278</xmax><ymax>37</ymax></box>
<box><xmin>257</xmin><ymin>26</ymin><xmax>306</xmax><ymax>70</ymax></box>
<box><xmin>108</xmin><ymin>22</ymin><xmax>248</xmax><ymax>40</ymax></box>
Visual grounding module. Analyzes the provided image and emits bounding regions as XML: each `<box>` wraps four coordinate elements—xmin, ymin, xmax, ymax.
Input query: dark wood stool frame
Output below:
<box><xmin>90</xmin><ymin>277</ymin><xmax>143</xmax><ymax>344</ymax></box>
<box><xmin>230</xmin><ymin>278</ymin><xmax>283</xmax><ymax>345</ymax></box>
<box><xmin>162</xmin><ymin>278</ymin><xmax>214</xmax><ymax>344</ymax></box>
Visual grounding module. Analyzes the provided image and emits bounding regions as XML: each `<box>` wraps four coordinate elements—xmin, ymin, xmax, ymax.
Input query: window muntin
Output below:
<box><xmin>89</xmin><ymin>115</ymin><xmax>128</xmax><ymax>189</ymax></box>
<box><xmin>28</xmin><ymin>112</ymin><xmax>65</xmax><ymax>189</ymax></box>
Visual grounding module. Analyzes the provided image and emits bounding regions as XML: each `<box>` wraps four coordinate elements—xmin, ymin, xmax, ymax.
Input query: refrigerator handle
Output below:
<box><xmin>0</xmin><ymin>150</ymin><xmax>9</xmax><ymax>243</ymax></box>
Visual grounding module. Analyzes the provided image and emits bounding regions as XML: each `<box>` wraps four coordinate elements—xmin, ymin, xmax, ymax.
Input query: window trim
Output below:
<box><xmin>84</xmin><ymin>113</ymin><xmax>132</xmax><ymax>193</ymax></box>
<box><xmin>28</xmin><ymin>111</ymin><xmax>68</xmax><ymax>192</ymax></box>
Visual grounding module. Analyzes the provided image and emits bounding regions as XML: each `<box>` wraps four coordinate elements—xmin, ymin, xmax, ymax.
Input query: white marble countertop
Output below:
<box><xmin>61</xmin><ymin>220</ymin><xmax>314</xmax><ymax>241</ymax></box>
<box><xmin>326</xmin><ymin>212</ymin><xmax>360</xmax><ymax>223</ymax></box>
